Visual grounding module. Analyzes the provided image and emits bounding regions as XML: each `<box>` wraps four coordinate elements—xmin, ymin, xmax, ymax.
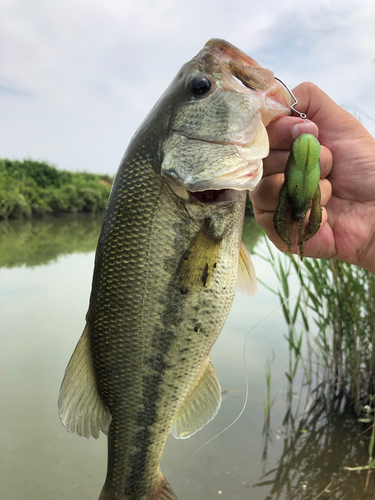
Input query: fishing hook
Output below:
<box><xmin>275</xmin><ymin>77</ymin><xmax>307</xmax><ymax>119</ymax></box>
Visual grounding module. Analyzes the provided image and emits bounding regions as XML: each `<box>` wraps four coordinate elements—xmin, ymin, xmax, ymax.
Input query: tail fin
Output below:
<box><xmin>99</xmin><ymin>476</ymin><xmax>177</xmax><ymax>500</ymax></box>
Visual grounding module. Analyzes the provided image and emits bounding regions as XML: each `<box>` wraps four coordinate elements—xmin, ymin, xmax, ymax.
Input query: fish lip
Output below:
<box><xmin>162</xmin><ymin>131</ymin><xmax>264</xmax><ymax>194</ymax></box>
<box><xmin>184</xmin><ymin>158</ymin><xmax>263</xmax><ymax>193</ymax></box>
<box><xmin>165</xmin><ymin>178</ymin><xmax>241</xmax><ymax>207</ymax></box>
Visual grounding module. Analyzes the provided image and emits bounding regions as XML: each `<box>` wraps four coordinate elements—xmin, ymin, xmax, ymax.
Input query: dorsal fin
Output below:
<box><xmin>171</xmin><ymin>356</ymin><xmax>221</xmax><ymax>439</ymax></box>
<box><xmin>237</xmin><ymin>240</ymin><xmax>257</xmax><ymax>297</ymax></box>
<box><xmin>58</xmin><ymin>324</ymin><xmax>112</xmax><ymax>438</ymax></box>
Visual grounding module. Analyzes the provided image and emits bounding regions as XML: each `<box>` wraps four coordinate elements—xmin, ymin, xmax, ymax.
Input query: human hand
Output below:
<box><xmin>250</xmin><ymin>82</ymin><xmax>375</xmax><ymax>275</ymax></box>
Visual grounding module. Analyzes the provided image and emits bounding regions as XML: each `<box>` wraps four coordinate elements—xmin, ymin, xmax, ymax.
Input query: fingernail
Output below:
<box><xmin>292</xmin><ymin>120</ymin><xmax>319</xmax><ymax>139</ymax></box>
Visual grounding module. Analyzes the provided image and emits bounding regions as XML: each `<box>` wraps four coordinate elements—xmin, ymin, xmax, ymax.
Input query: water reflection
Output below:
<box><xmin>0</xmin><ymin>213</ymin><xmax>262</xmax><ymax>270</ymax></box>
<box><xmin>257</xmin><ymin>380</ymin><xmax>374</xmax><ymax>499</ymax></box>
<box><xmin>0</xmin><ymin>214</ymin><xmax>102</xmax><ymax>268</ymax></box>
<box><xmin>1</xmin><ymin>214</ymin><xmax>374</xmax><ymax>499</ymax></box>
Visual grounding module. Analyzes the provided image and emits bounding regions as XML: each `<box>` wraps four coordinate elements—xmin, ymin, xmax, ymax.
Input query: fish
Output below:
<box><xmin>58</xmin><ymin>38</ymin><xmax>292</xmax><ymax>500</ymax></box>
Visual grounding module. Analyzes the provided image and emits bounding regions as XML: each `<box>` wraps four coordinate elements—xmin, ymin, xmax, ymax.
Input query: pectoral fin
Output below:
<box><xmin>237</xmin><ymin>240</ymin><xmax>257</xmax><ymax>297</ymax></box>
<box><xmin>171</xmin><ymin>356</ymin><xmax>221</xmax><ymax>439</ymax></box>
<box><xmin>177</xmin><ymin>226</ymin><xmax>222</xmax><ymax>290</ymax></box>
<box><xmin>58</xmin><ymin>324</ymin><xmax>111</xmax><ymax>439</ymax></box>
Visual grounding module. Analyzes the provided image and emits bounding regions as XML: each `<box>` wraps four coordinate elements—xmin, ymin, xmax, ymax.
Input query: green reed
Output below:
<box><xmin>258</xmin><ymin>235</ymin><xmax>375</xmax><ymax>413</ymax></box>
<box><xmin>256</xmin><ymin>235</ymin><xmax>375</xmax><ymax>493</ymax></box>
<box><xmin>257</xmin><ymin>239</ymin><xmax>313</xmax><ymax>393</ymax></box>
<box><xmin>297</xmin><ymin>257</ymin><xmax>375</xmax><ymax>413</ymax></box>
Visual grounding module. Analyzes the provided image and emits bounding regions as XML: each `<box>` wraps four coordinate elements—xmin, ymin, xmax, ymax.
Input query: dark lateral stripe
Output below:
<box><xmin>126</xmin><ymin>235</ymin><xmax>185</xmax><ymax>489</ymax></box>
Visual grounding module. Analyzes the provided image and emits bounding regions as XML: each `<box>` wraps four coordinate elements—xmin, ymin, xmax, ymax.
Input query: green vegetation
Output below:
<box><xmin>258</xmin><ymin>238</ymin><xmax>375</xmax><ymax>413</ymax></box>
<box><xmin>241</xmin><ymin>215</ymin><xmax>263</xmax><ymax>252</ymax></box>
<box><xmin>0</xmin><ymin>158</ymin><xmax>255</xmax><ymax>219</ymax></box>
<box><xmin>257</xmin><ymin>238</ymin><xmax>375</xmax><ymax>493</ymax></box>
<box><xmin>256</xmin><ymin>378</ymin><xmax>371</xmax><ymax>500</ymax></box>
<box><xmin>245</xmin><ymin>193</ymin><xmax>254</xmax><ymax>216</ymax></box>
<box><xmin>0</xmin><ymin>158</ymin><xmax>113</xmax><ymax>219</ymax></box>
<box><xmin>298</xmin><ymin>258</ymin><xmax>375</xmax><ymax>413</ymax></box>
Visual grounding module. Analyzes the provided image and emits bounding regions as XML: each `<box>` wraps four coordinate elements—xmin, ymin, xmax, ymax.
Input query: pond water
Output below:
<box><xmin>0</xmin><ymin>214</ymin><xmax>373</xmax><ymax>500</ymax></box>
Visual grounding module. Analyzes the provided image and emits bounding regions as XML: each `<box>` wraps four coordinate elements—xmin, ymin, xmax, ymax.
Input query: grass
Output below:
<box><xmin>257</xmin><ymin>236</ymin><xmax>375</xmax><ymax>414</ymax></box>
<box><xmin>299</xmin><ymin>258</ymin><xmax>375</xmax><ymax>413</ymax></box>
<box><xmin>0</xmin><ymin>158</ymin><xmax>113</xmax><ymax>219</ymax></box>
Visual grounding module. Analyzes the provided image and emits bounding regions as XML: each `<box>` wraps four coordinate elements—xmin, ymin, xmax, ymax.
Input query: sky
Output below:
<box><xmin>1</xmin><ymin>0</ymin><xmax>375</xmax><ymax>174</ymax></box>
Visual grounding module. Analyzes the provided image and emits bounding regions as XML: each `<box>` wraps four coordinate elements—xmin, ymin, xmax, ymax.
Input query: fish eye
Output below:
<box><xmin>189</xmin><ymin>75</ymin><xmax>212</xmax><ymax>95</ymax></box>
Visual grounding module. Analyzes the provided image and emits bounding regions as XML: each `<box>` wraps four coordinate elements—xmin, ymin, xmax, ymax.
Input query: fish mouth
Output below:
<box><xmin>189</xmin><ymin>189</ymin><xmax>228</xmax><ymax>204</ymax></box>
<box><xmin>165</xmin><ymin>179</ymin><xmax>242</xmax><ymax>207</ymax></box>
<box><xmin>202</xmin><ymin>38</ymin><xmax>292</xmax><ymax>120</ymax></box>
<box><xmin>187</xmin><ymin>188</ymin><xmax>245</xmax><ymax>207</ymax></box>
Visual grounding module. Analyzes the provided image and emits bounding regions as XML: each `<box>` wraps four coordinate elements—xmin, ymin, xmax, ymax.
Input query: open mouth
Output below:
<box><xmin>189</xmin><ymin>189</ymin><xmax>228</xmax><ymax>204</ymax></box>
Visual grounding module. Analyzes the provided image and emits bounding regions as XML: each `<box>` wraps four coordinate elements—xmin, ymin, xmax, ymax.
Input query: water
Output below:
<box><xmin>0</xmin><ymin>215</ymin><xmax>373</xmax><ymax>500</ymax></box>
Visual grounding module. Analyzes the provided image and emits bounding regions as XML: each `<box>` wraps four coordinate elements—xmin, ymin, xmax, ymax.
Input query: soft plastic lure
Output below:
<box><xmin>273</xmin><ymin>133</ymin><xmax>322</xmax><ymax>259</ymax></box>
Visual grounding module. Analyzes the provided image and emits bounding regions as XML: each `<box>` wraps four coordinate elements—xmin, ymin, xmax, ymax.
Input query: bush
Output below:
<box><xmin>0</xmin><ymin>159</ymin><xmax>113</xmax><ymax>219</ymax></box>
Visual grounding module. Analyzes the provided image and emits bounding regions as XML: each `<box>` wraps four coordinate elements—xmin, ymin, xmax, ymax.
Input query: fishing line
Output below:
<box><xmin>190</xmin><ymin>78</ymin><xmax>309</xmax><ymax>462</ymax></box>
<box><xmin>189</xmin><ymin>254</ymin><xmax>303</xmax><ymax>464</ymax></box>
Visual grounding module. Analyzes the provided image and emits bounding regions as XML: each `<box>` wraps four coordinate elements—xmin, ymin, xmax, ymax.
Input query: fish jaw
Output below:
<box><xmin>162</xmin><ymin>123</ymin><xmax>267</xmax><ymax>194</ymax></box>
<box><xmin>160</xmin><ymin>38</ymin><xmax>292</xmax><ymax>195</ymax></box>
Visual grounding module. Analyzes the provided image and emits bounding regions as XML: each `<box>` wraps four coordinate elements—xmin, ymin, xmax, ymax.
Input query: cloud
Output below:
<box><xmin>1</xmin><ymin>0</ymin><xmax>374</xmax><ymax>173</ymax></box>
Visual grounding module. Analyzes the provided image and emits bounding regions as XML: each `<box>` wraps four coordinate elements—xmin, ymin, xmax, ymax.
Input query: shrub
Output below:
<box><xmin>0</xmin><ymin>159</ymin><xmax>112</xmax><ymax>219</ymax></box>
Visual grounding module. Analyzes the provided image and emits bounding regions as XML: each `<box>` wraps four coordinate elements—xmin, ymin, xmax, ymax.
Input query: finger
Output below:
<box><xmin>319</xmin><ymin>179</ymin><xmax>332</xmax><ymax>207</ymax></box>
<box><xmin>291</xmin><ymin>82</ymin><xmax>355</xmax><ymax>149</ymax></box>
<box><xmin>292</xmin><ymin>82</ymin><xmax>338</xmax><ymax>123</ymax></box>
<box><xmin>254</xmin><ymin>205</ymin><xmax>329</xmax><ymax>254</ymax></box>
<box><xmin>263</xmin><ymin>144</ymin><xmax>333</xmax><ymax>178</ymax></box>
<box><xmin>250</xmin><ymin>173</ymin><xmax>284</xmax><ymax>212</ymax></box>
<box><xmin>267</xmin><ymin>116</ymin><xmax>319</xmax><ymax>150</ymax></box>
<box><xmin>263</xmin><ymin>150</ymin><xmax>289</xmax><ymax>175</ymax></box>
<box><xmin>320</xmin><ymin>146</ymin><xmax>333</xmax><ymax>179</ymax></box>
<box><xmin>251</xmin><ymin>175</ymin><xmax>331</xmax><ymax>213</ymax></box>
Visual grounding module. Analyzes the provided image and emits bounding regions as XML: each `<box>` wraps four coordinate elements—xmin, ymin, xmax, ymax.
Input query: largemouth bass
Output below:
<box><xmin>58</xmin><ymin>39</ymin><xmax>291</xmax><ymax>500</ymax></box>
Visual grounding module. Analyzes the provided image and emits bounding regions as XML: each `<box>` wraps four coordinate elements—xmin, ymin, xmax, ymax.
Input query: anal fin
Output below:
<box><xmin>171</xmin><ymin>356</ymin><xmax>221</xmax><ymax>439</ymax></box>
<box><xmin>58</xmin><ymin>323</ymin><xmax>111</xmax><ymax>438</ymax></box>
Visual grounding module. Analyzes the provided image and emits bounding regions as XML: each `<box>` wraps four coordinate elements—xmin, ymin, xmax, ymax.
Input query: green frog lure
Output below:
<box><xmin>272</xmin><ymin>79</ymin><xmax>322</xmax><ymax>260</ymax></box>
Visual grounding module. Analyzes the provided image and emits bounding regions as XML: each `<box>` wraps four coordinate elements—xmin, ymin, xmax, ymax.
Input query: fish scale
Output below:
<box><xmin>58</xmin><ymin>38</ymin><xmax>292</xmax><ymax>500</ymax></box>
<box><xmin>94</xmin><ymin>164</ymin><xmax>245</xmax><ymax>498</ymax></box>
<box><xmin>90</xmin><ymin>142</ymin><xmax>161</xmax><ymax>498</ymax></box>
